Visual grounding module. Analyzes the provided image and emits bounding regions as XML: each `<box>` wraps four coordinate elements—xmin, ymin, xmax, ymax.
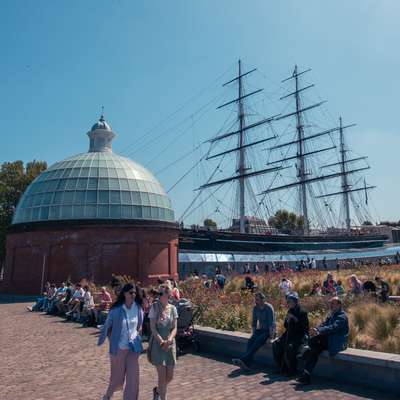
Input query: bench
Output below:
<box><xmin>195</xmin><ymin>325</ymin><xmax>400</xmax><ymax>396</ymax></box>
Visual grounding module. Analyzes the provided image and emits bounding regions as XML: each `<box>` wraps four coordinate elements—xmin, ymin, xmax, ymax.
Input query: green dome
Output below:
<box><xmin>12</xmin><ymin>117</ymin><xmax>175</xmax><ymax>224</ymax></box>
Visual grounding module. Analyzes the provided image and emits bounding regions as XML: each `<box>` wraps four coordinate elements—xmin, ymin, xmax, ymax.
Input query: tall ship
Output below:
<box><xmin>178</xmin><ymin>61</ymin><xmax>388</xmax><ymax>253</ymax></box>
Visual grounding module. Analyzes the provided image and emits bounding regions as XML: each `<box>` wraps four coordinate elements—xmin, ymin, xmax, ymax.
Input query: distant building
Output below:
<box><xmin>230</xmin><ymin>216</ymin><xmax>271</xmax><ymax>234</ymax></box>
<box><xmin>1</xmin><ymin>115</ymin><xmax>178</xmax><ymax>294</ymax></box>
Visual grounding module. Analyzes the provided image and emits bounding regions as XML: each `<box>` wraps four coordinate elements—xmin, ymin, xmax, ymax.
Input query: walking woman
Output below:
<box><xmin>148</xmin><ymin>285</ymin><xmax>178</xmax><ymax>400</ymax></box>
<box><xmin>98</xmin><ymin>283</ymin><xmax>144</xmax><ymax>400</ymax></box>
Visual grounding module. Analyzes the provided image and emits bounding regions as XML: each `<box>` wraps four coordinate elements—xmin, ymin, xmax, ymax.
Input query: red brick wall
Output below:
<box><xmin>1</xmin><ymin>224</ymin><xmax>178</xmax><ymax>295</ymax></box>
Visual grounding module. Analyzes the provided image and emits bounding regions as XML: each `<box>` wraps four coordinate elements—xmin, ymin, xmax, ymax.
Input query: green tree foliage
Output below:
<box><xmin>268</xmin><ymin>209</ymin><xmax>304</xmax><ymax>232</ymax></box>
<box><xmin>203</xmin><ymin>218</ymin><xmax>217</xmax><ymax>229</ymax></box>
<box><xmin>0</xmin><ymin>160</ymin><xmax>47</xmax><ymax>263</ymax></box>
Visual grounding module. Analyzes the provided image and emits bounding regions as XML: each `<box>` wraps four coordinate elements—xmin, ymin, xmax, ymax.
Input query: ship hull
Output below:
<box><xmin>179</xmin><ymin>230</ymin><xmax>388</xmax><ymax>253</ymax></box>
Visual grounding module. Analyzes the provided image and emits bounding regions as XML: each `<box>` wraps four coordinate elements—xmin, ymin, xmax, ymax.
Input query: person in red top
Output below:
<box><xmin>99</xmin><ymin>286</ymin><xmax>113</xmax><ymax>310</ymax></box>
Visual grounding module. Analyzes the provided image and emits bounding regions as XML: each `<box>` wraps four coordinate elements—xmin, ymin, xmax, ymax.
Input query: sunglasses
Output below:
<box><xmin>128</xmin><ymin>291</ymin><xmax>136</xmax><ymax>295</ymax></box>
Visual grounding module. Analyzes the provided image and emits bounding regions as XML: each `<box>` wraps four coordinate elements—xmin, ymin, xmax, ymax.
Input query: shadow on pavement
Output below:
<box><xmin>0</xmin><ymin>294</ymin><xmax>36</xmax><ymax>304</ymax></box>
<box><xmin>195</xmin><ymin>350</ymin><xmax>397</xmax><ymax>400</ymax></box>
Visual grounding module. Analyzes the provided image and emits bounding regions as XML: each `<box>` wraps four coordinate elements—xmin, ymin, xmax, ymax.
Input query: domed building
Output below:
<box><xmin>2</xmin><ymin>115</ymin><xmax>179</xmax><ymax>294</ymax></box>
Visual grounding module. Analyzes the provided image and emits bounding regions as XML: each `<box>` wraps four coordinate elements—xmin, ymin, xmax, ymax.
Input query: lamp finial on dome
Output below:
<box><xmin>87</xmin><ymin>110</ymin><xmax>116</xmax><ymax>152</ymax></box>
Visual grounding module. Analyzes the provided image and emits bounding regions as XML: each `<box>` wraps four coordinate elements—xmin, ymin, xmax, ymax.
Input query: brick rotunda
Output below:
<box><xmin>2</xmin><ymin>115</ymin><xmax>179</xmax><ymax>294</ymax></box>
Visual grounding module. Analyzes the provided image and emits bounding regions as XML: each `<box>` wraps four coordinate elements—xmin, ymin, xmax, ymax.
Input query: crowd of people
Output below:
<box><xmin>306</xmin><ymin>272</ymin><xmax>391</xmax><ymax>301</ymax></box>
<box><xmin>27</xmin><ymin>276</ymin><xmax>183</xmax><ymax>400</ymax></box>
<box><xmin>187</xmin><ymin>252</ymin><xmax>400</xmax><ymax>279</ymax></box>
<box><xmin>25</xmin><ymin>260</ymin><xmax>396</xmax><ymax>397</ymax></box>
<box><xmin>27</xmin><ymin>281</ymin><xmax>113</xmax><ymax>326</ymax></box>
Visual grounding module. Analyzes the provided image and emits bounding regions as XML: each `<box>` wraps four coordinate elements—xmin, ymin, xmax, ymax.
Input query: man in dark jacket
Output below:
<box><xmin>273</xmin><ymin>292</ymin><xmax>309</xmax><ymax>376</ymax></box>
<box><xmin>232</xmin><ymin>292</ymin><xmax>275</xmax><ymax>370</ymax></box>
<box><xmin>297</xmin><ymin>296</ymin><xmax>349</xmax><ymax>385</ymax></box>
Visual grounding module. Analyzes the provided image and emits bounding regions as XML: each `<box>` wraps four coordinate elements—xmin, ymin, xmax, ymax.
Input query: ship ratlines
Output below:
<box><xmin>178</xmin><ymin>61</ymin><xmax>388</xmax><ymax>253</ymax></box>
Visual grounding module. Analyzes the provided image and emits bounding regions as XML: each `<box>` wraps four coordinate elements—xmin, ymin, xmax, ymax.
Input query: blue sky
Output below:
<box><xmin>0</xmin><ymin>0</ymin><xmax>399</xmax><ymax>224</ymax></box>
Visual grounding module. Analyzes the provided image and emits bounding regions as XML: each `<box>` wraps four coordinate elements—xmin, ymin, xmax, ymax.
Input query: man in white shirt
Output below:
<box><xmin>66</xmin><ymin>283</ymin><xmax>85</xmax><ymax>316</ymax></box>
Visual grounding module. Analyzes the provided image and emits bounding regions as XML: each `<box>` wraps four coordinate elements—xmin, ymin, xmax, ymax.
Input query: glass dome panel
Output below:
<box><xmin>13</xmin><ymin>152</ymin><xmax>175</xmax><ymax>224</ymax></box>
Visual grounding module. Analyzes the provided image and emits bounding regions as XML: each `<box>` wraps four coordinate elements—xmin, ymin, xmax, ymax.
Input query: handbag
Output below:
<box><xmin>123</xmin><ymin>308</ymin><xmax>143</xmax><ymax>353</ymax></box>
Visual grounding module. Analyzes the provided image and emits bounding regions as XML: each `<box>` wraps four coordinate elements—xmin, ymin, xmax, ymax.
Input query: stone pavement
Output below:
<box><xmin>0</xmin><ymin>302</ymin><xmax>397</xmax><ymax>400</ymax></box>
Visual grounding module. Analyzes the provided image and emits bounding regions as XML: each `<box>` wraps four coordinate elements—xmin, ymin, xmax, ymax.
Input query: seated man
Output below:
<box><xmin>232</xmin><ymin>292</ymin><xmax>275</xmax><ymax>370</ymax></box>
<box><xmin>66</xmin><ymin>283</ymin><xmax>84</xmax><ymax>317</ymax></box>
<box><xmin>47</xmin><ymin>282</ymin><xmax>66</xmax><ymax>314</ymax></box>
<box><xmin>273</xmin><ymin>292</ymin><xmax>309</xmax><ymax>376</ymax></box>
<box><xmin>297</xmin><ymin>296</ymin><xmax>349</xmax><ymax>385</ymax></box>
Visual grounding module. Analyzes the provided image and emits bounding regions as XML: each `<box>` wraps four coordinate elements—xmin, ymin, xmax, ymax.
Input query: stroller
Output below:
<box><xmin>175</xmin><ymin>298</ymin><xmax>200</xmax><ymax>355</ymax></box>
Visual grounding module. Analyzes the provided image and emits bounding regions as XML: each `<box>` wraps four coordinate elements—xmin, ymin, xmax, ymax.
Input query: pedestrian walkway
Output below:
<box><xmin>0</xmin><ymin>302</ymin><xmax>396</xmax><ymax>400</ymax></box>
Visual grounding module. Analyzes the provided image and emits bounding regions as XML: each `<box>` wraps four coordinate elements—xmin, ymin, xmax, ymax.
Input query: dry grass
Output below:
<box><xmin>179</xmin><ymin>265</ymin><xmax>400</xmax><ymax>354</ymax></box>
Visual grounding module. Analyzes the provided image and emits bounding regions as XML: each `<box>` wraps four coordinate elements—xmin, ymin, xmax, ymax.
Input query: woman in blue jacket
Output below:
<box><xmin>98</xmin><ymin>283</ymin><xmax>144</xmax><ymax>400</ymax></box>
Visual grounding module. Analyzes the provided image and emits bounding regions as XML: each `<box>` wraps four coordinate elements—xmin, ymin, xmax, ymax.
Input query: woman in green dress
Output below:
<box><xmin>148</xmin><ymin>285</ymin><xmax>178</xmax><ymax>400</ymax></box>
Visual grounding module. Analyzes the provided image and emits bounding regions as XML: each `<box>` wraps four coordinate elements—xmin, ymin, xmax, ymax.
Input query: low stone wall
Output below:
<box><xmin>195</xmin><ymin>325</ymin><xmax>400</xmax><ymax>395</ymax></box>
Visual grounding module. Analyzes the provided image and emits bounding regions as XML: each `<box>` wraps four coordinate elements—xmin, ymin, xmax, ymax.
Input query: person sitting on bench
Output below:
<box><xmin>232</xmin><ymin>292</ymin><xmax>275</xmax><ymax>370</ymax></box>
<box><xmin>273</xmin><ymin>292</ymin><xmax>309</xmax><ymax>376</ymax></box>
<box><xmin>297</xmin><ymin>296</ymin><xmax>349</xmax><ymax>385</ymax></box>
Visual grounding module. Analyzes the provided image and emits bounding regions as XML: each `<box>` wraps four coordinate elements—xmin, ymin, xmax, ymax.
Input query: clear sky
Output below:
<box><xmin>0</xmin><ymin>0</ymin><xmax>399</xmax><ymax>224</ymax></box>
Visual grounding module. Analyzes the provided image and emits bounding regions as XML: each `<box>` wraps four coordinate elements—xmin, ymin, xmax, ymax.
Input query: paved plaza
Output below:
<box><xmin>0</xmin><ymin>301</ymin><xmax>397</xmax><ymax>400</ymax></box>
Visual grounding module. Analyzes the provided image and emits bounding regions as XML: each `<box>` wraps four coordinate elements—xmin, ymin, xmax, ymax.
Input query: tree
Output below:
<box><xmin>0</xmin><ymin>160</ymin><xmax>47</xmax><ymax>263</ymax></box>
<box><xmin>362</xmin><ymin>220</ymin><xmax>373</xmax><ymax>226</ymax></box>
<box><xmin>203</xmin><ymin>218</ymin><xmax>217</xmax><ymax>229</ymax></box>
<box><xmin>268</xmin><ymin>209</ymin><xmax>304</xmax><ymax>232</ymax></box>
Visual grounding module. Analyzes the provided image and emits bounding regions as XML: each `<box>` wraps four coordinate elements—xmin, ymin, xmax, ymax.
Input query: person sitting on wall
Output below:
<box><xmin>297</xmin><ymin>296</ymin><xmax>349</xmax><ymax>385</ymax></box>
<box><xmin>375</xmin><ymin>276</ymin><xmax>390</xmax><ymax>302</ymax></box>
<box><xmin>82</xmin><ymin>285</ymin><xmax>95</xmax><ymax>326</ymax></box>
<box><xmin>47</xmin><ymin>282</ymin><xmax>67</xmax><ymax>314</ymax></box>
<box><xmin>55</xmin><ymin>282</ymin><xmax>73</xmax><ymax>315</ymax></box>
<box><xmin>26</xmin><ymin>282</ymin><xmax>51</xmax><ymax>312</ymax></box>
<box><xmin>232</xmin><ymin>292</ymin><xmax>275</xmax><ymax>371</ymax></box>
<box><xmin>273</xmin><ymin>292</ymin><xmax>309</xmax><ymax>376</ymax></box>
<box><xmin>66</xmin><ymin>283</ymin><xmax>85</xmax><ymax>317</ymax></box>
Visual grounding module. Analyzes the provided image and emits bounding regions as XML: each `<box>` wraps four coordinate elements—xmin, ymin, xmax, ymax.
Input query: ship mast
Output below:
<box><xmin>316</xmin><ymin>117</ymin><xmax>376</xmax><ymax>230</ymax></box>
<box><xmin>339</xmin><ymin>116</ymin><xmax>351</xmax><ymax>231</ymax></box>
<box><xmin>199</xmin><ymin>60</ymin><xmax>283</xmax><ymax>233</ymax></box>
<box><xmin>262</xmin><ymin>66</ymin><xmax>372</xmax><ymax>234</ymax></box>
<box><xmin>238</xmin><ymin>60</ymin><xmax>246</xmax><ymax>233</ymax></box>
<box><xmin>294</xmin><ymin>65</ymin><xmax>309</xmax><ymax>234</ymax></box>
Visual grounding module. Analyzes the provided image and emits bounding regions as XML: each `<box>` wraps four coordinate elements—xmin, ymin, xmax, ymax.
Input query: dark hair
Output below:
<box><xmin>111</xmin><ymin>283</ymin><xmax>143</xmax><ymax>309</ymax></box>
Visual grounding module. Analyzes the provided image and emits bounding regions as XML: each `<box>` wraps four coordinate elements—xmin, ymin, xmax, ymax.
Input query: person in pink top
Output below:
<box><xmin>99</xmin><ymin>287</ymin><xmax>113</xmax><ymax>310</ymax></box>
